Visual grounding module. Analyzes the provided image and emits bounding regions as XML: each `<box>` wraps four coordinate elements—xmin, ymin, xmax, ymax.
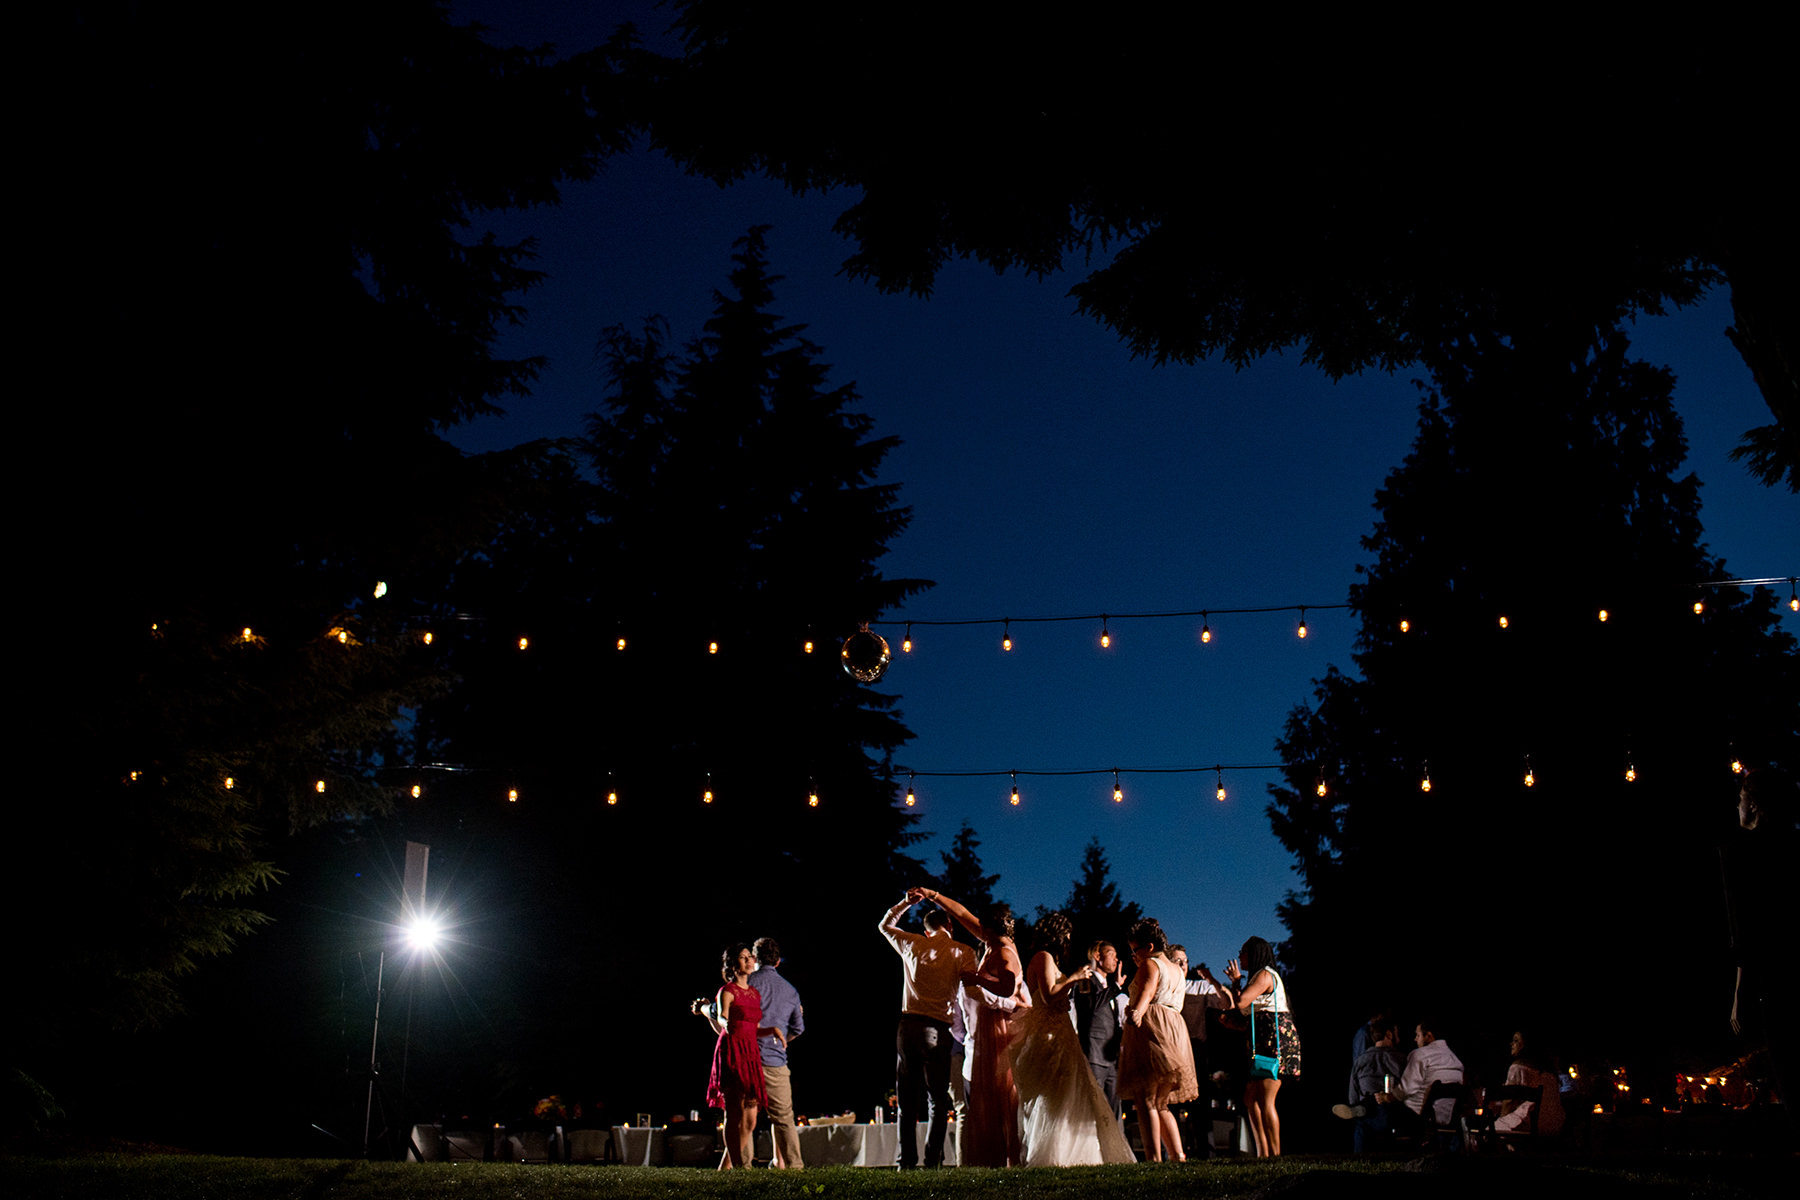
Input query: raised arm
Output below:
<box><xmin>879</xmin><ymin>890</ymin><xmax>921</xmax><ymax>950</ymax></box>
<box><xmin>917</xmin><ymin>887</ymin><xmax>986</xmax><ymax>943</ymax></box>
<box><xmin>1029</xmin><ymin>949</ymin><xmax>1095</xmax><ymax>1001</ymax></box>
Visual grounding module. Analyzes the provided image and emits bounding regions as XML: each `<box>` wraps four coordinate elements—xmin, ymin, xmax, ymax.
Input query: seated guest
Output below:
<box><xmin>1333</xmin><ymin>1017</ymin><xmax>1406</xmax><ymax>1150</ymax></box>
<box><xmin>1492</xmin><ymin>1029</ymin><xmax>1564</xmax><ymax>1137</ymax></box>
<box><xmin>1390</xmin><ymin>1019</ymin><xmax>1464</xmax><ymax>1127</ymax></box>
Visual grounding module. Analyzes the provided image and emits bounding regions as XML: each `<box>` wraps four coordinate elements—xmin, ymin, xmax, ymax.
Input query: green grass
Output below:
<box><xmin>1</xmin><ymin>1154</ymin><xmax>1792</xmax><ymax>1200</ymax></box>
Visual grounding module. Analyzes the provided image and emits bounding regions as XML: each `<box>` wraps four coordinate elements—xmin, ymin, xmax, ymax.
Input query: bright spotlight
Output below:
<box><xmin>406</xmin><ymin>916</ymin><xmax>440</xmax><ymax>952</ymax></box>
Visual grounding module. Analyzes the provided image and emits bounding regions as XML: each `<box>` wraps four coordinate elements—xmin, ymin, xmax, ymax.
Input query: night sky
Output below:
<box><xmin>448</xmin><ymin>2</ymin><xmax>1795</xmax><ymax>974</ymax></box>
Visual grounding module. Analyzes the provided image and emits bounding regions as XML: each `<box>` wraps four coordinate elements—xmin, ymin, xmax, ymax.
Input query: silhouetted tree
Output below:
<box><xmin>638</xmin><ymin>9</ymin><xmax>1796</xmax><ymax>487</ymax></box>
<box><xmin>1045</xmin><ymin>839</ymin><xmax>1143</xmax><ymax>964</ymax></box>
<box><xmin>1268</xmin><ymin>323</ymin><xmax>1797</xmax><ymax>1091</ymax></box>
<box><xmin>403</xmin><ymin>228</ymin><xmax>933</xmax><ymax>1119</ymax></box>
<box><xmin>931</xmin><ymin>822</ymin><xmax>1008</xmax><ymax>948</ymax></box>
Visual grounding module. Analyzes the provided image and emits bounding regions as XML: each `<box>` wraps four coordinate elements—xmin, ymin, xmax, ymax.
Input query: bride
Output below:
<box><xmin>1008</xmin><ymin>912</ymin><xmax>1136</xmax><ymax>1166</ymax></box>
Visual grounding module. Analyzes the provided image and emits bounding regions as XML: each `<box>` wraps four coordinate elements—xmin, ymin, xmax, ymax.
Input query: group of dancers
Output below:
<box><xmin>697</xmin><ymin>885</ymin><xmax>1303</xmax><ymax>1168</ymax></box>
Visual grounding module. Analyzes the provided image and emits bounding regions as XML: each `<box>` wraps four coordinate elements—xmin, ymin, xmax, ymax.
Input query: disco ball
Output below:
<box><xmin>841</xmin><ymin>626</ymin><xmax>892</xmax><ymax>683</ymax></box>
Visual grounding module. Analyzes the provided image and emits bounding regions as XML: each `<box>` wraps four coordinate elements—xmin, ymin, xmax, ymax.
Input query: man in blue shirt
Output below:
<box><xmin>749</xmin><ymin>937</ymin><xmax>806</xmax><ymax>1168</ymax></box>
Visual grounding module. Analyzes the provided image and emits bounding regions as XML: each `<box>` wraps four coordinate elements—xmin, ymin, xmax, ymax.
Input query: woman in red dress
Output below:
<box><xmin>694</xmin><ymin>943</ymin><xmax>785</xmax><ymax>1168</ymax></box>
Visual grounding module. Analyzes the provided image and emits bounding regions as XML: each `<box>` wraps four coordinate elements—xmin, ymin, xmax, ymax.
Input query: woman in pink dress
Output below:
<box><xmin>923</xmin><ymin>888</ymin><xmax>1028</xmax><ymax>1167</ymax></box>
<box><xmin>693</xmin><ymin>943</ymin><xmax>785</xmax><ymax>1168</ymax></box>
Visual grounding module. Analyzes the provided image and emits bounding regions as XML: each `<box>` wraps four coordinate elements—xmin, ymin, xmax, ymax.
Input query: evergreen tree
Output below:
<box><xmin>932</xmin><ymin>822</ymin><xmax>1007</xmax><ymax>947</ymax></box>
<box><xmin>1269</xmin><ymin>324</ymin><xmax>1797</xmax><ymax>1091</ymax></box>
<box><xmin>1050</xmin><ymin>839</ymin><xmax>1144</xmax><ymax>963</ymax></box>
<box><xmin>405</xmin><ymin>228</ymin><xmax>933</xmax><ymax>1119</ymax></box>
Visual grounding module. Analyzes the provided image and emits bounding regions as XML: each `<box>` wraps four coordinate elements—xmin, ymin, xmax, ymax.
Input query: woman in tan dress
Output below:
<box><xmin>1115</xmin><ymin>917</ymin><xmax>1198</xmax><ymax>1161</ymax></box>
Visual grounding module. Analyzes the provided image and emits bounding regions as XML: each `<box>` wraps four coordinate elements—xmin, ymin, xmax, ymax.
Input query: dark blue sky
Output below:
<box><xmin>450</xmin><ymin>2</ymin><xmax>1795</xmax><ymax>968</ymax></box>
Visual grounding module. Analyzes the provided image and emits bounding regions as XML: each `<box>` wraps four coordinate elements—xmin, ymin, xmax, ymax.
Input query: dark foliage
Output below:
<box><xmin>1268</xmin><ymin>323</ymin><xmax>1797</xmax><ymax>1097</ymax></box>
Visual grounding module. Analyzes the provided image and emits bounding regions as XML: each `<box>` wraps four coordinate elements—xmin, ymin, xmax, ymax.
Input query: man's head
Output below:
<box><xmin>754</xmin><ymin>937</ymin><xmax>781</xmax><ymax>968</ymax></box>
<box><xmin>1371</xmin><ymin>1017</ymin><xmax>1399</xmax><ymax>1047</ymax></box>
<box><xmin>1414</xmin><ymin>1021</ymin><xmax>1439</xmax><ymax>1048</ymax></box>
<box><xmin>1168</xmin><ymin>944</ymin><xmax>1190</xmax><ymax>974</ymax></box>
<box><xmin>922</xmin><ymin>908</ymin><xmax>951</xmax><ymax>936</ymax></box>
<box><xmin>1089</xmin><ymin>941</ymin><xmax>1119</xmax><ymax>974</ymax></box>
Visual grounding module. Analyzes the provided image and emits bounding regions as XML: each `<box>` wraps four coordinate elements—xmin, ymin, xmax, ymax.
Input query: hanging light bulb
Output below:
<box><xmin>373</xmin><ymin>581</ymin><xmax>388</xmax><ymax>599</ymax></box>
<box><xmin>1399</xmin><ymin>618</ymin><xmax>1411</xmax><ymax>634</ymax></box>
<box><xmin>1624</xmin><ymin>763</ymin><xmax>1637</xmax><ymax>783</ymax></box>
<box><xmin>1010</xmin><ymin>772</ymin><xmax>1021</xmax><ymax>806</ymax></box>
<box><xmin>1002</xmin><ymin>620</ymin><xmax>1013</xmax><ymax>652</ymax></box>
<box><xmin>709</xmin><ymin>640</ymin><xmax>719</xmax><ymax>655</ymax></box>
<box><xmin>1693</xmin><ymin>599</ymin><xmax>1705</xmax><ymax>616</ymax></box>
<box><xmin>606</xmin><ymin>772</ymin><xmax>619</xmax><ymax>805</ymax></box>
<box><xmin>905</xmin><ymin>772</ymin><xmax>917</xmax><ymax>807</ymax></box>
<box><xmin>1100</xmin><ymin>616</ymin><xmax>1112</xmax><ymax>649</ymax></box>
<box><xmin>224</xmin><ymin>777</ymin><xmax>235</xmax><ymax>790</ymax></box>
<box><xmin>703</xmin><ymin>772</ymin><xmax>714</xmax><ymax>804</ymax></box>
<box><xmin>1598</xmin><ymin>608</ymin><xmax>1610</xmax><ymax>623</ymax></box>
<box><xmin>411</xmin><ymin>783</ymin><xmax>422</xmax><ymax>798</ymax></box>
<box><xmin>422</xmin><ymin>630</ymin><xmax>434</xmax><ymax>645</ymax></box>
<box><xmin>1523</xmin><ymin>756</ymin><xmax>1535</xmax><ymax>788</ymax></box>
<box><xmin>616</xmin><ymin>636</ymin><xmax>627</xmax><ymax>651</ymax></box>
<box><xmin>518</xmin><ymin>636</ymin><xmax>529</xmax><ymax>650</ymax></box>
<box><xmin>902</xmin><ymin>623</ymin><xmax>914</xmax><ymax>653</ymax></box>
<box><xmin>1297</xmin><ymin>607</ymin><xmax>1308</xmax><ymax>639</ymax></box>
<box><xmin>1113</xmin><ymin>769</ymin><xmax>1124</xmax><ymax>803</ymax></box>
<box><xmin>804</xmin><ymin>637</ymin><xmax>815</xmax><ymax>654</ymax></box>
<box><xmin>508</xmin><ymin>787</ymin><xmax>519</xmax><ymax>803</ymax></box>
<box><xmin>1215</xmin><ymin>767</ymin><xmax>1227</xmax><ymax>803</ymax></box>
<box><xmin>1316</xmin><ymin>773</ymin><xmax>1328</xmax><ymax>798</ymax></box>
<box><xmin>1789</xmin><ymin>581</ymin><xmax>1798</xmax><ymax>612</ymax></box>
<box><xmin>1730</xmin><ymin>757</ymin><xmax>1744</xmax><ymax>775</ymax></box>
<box><xmin>316</xmin><ymin>779</ymin><xmax>327</xmax><ymax>793</ymax></box>
<box><xmin>1498</xmin><ymin>615</ymin><xmax>1509</xmax><ymax>629</ymax></box>
<box><xmin>808</xmin><ymin>778</ymin><xmax>820</xmax><ymax>808</ymax></box>
<box><xmin>241</xmin><ymin>627</ymin><xmax>255</xmax><ymax>642</ymax></box>
<box><xmin>1420</xmin><ymin>762</ymin><xmax>1432</xmax><ymax>793</ymax></box>
<box><xmin>1200</xmin><ymin>612</ymin><xmax>1212</xmax><ymax>644</ymax></box>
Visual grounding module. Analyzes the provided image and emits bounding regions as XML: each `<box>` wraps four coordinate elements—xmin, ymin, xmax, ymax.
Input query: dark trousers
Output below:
<box><xmin>895</xmin><ymin>1014</ymin><xmax>953</xmax><ymax>1168</ymax></box>
<box><xmin>1087</xmin><ymin>1059</ymin><xmax>1120</xmax><ymax>1120</ymax></box>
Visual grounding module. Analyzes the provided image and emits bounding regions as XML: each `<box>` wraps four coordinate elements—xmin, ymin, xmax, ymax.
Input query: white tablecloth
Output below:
<box><xmin>612</xmin><ymin>1122</ymin><xmax>957</xmax><ymax>1167</ymax></box>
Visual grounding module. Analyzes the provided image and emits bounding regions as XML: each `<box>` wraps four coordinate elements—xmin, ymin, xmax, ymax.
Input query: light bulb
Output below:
<box><xmin>1297</xmin><ymin>609</ymin><xmax>1308</xmax><ymax>639</ymax></box>
<box><xmin>1316</xmin><ymin>779</ymin><xmax>1328</xmax><ymax>797</ymax></box>
<box><xmin>1624</xmin><ymin>765</ymin><xmax>1636</xmax><ymax>783</ymax></box>
<box><xmin>1693</xmin><ymin>600</ymin><xmax>1705</xmax><ymax>615</ymax></box>
<box><xmin>1113</xmin><ymin>771</ymin><xmax>1123</xmax><ymax>803</ymax></box>
<box><xmin>411</xmin><ymin>784</ymin><xmax>422</xmax><ymax>798</ymax></box>
<box><xmin>1421</xmin><ymin>777</ymin><xmax>1432</xmax><ymax>792</ymax></box>
<box><xmin>422</xmin><ymin>631</ymin><xmax>433</xmax><ymax>645</ymax></box>
<box><xmin>316</xmin><ymin>780</ymin><xmax>326</xmax><ymax>793</ymax></box>
<box><xmin>905</xmin><ymin>789</ymin><xmax>916</xmax><ymax>807</ymax></box>
<box><xmin>1598</xmin><ymin>608</ymin><xmax>1609</xmax><ymax>623</ymax></box>
<box><xmin>1101</xmin><ymin>628</ymin><xmax>1111</xmax><ymax>649</ymax></box>
<box><xmin>903</xmin><ymin>624</ymin><xmax>913</xmax><ymax>653</ymax></box>
<box><xmin>224</xmin><ymin>777</ymin><xmax>235</xmax><ymax>790</ymax></box>
<box><xmin>1524</xmin><ymin>771</ymin><xmax>1535</xmax><ymax>787</ymax></box>
<box><xmin>703</xmin><ymin>789</ymin><xmax>714</xmax><ymax>804</ymax></box>
<box><xmin>337</xmin><ymin>629</ymin><xmax>350</xmax><ymax>644</ymax></box>
<box><xmin>1215</xmin><ymin>770</ymin><xmax>1226</xmax><ymax>802</ymax></box>
<box><xmin>518</xmin><ymin>636</ymin><xmax>529</xmax><ymax>650</ymax></box>
<box><xmin>616</xmin><ymin>637</ymin><xmax>627</xmax><ymax>651</ymax></box>
<box><xmin>1216</xmin><ymin>784</ymin><xmax>1227</xmax><ymax>802</ymax></box>
<box><xmin>804</xmin><ymin>639</ymin><xmax>814</xmax><ymax>654</ymax></box>
<box><xmin>709</xmin><ymin>641</ymin><xmax>719</xmax><ymax>654</ymax></box>
<box><xmin>1731</xmin><ymin>758</ymin><xmax>1743</xmax><ymax>774</ymax></box>
<box><xmin>1200</xmin><ymin>617</ymin><xmax>1212</xmax><ymax>644</ymax></box>
<box><xmin>508</xmin><ymin>788</ymin><xmax>519</xmax><ymax>803</ymax></box>
<box><xmin>1498</xmin><ymin>615</ymin><xmax>1509</xmax><ymax>629</ymax></box>
<box><xmin>1399</xmin><ymin>619</ymin><xmax>1410</xmax><ymax>634</ymax></box>
<box><xmin>1002</xmin><ymin>621</ymin><xmax>1012</xmax><ymax>652</ymax></box>
<box><xmin>1010</xmin><ymin>774</ymin><xmax>1020</xmax><ymax>806</ymax></box>
<box><xmin>808</xmin><ymin>790</ymin><xmax>820</xmax><ymax>808</ymax></box>
<box><xmin>607</xmin><ymin>790</ymin><xmax>618</xmax><ymax>805</ymax></box>
<box><xmin>374</xmin><ymin>581</ymin><xmax>387</xmax><ymax>598</ymax></box>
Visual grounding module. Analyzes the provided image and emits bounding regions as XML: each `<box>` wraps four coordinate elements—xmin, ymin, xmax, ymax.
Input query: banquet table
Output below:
<box><xmin>610</xmin><ymin>1122</ymin><xmax>957</xmax><ymax>1167</ymax></box>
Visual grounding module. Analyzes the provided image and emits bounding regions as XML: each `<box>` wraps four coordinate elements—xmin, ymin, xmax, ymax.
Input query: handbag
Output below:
<box><xmin>1249</xmin><ymin>995</ymin><xmax>1280</xmax><ymax>1080</ymax></box>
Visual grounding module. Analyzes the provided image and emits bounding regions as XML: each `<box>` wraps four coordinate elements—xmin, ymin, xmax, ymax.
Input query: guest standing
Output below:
<box><xmin>748</xmin><ymin>937</ymin><xmax>806</xmax><ymax>1168</ymax></box>
<box><xmin>921</xmin><ymin>887</ymin><xmax>1029</xmax><ymax>1167</ymax></box>
<box><xmin>694</xmin><ymin>944</ymin><xmax>784</xmax><ymax>1169</ymax></box>
<box><xmin>880</xmin><ymin>889</ymin><xmax>975</xmax><ymax>1168</ymax></box>
<box><xmin>1117</xmin><ymin>917</ymin><xmax>1199</xmax><ymax>1162</ymax></box>
<box><xmin>1225</xmin><ymin>936</ymin><xmax>1302</xmax><ymax>1157</ymax></box>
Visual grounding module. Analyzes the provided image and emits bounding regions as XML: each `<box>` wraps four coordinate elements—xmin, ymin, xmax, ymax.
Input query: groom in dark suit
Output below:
<box><xmin>1071</xmin><ymin>940</ymin><xmax>1127</xmax><ymax>1119</ymax></box>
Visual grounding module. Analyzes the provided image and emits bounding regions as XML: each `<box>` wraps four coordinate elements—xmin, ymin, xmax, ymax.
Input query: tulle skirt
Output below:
<box><xmin>1116</xmin><ymin>1004</ymin><xmax>1199</xmax><ymax>1104</ymax></box>
<box><xmin>1008</xmin><ymin>1003</ymin><xmax>1135</xmax><ymax>1166</ymax></box>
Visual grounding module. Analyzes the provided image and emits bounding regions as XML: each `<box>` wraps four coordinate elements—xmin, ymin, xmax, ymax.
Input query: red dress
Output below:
<box><xmin>706</xmin><ymin>982</ymin><xmax>768</xmax><ymax>1110</ymax></box>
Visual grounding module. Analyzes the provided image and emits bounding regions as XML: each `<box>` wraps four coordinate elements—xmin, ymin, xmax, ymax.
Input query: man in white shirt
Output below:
<box><xmin>1389</xmin><ymin>1020</ymin><xmax>1464</xmax><ymax>1126</ymax></box>
<box><xmin>880</xmin><ymin>891</ymin><xmax>976</xmax><ymax>1169</ymax></box>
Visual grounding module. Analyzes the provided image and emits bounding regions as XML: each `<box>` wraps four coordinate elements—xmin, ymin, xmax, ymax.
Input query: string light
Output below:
<box><xmin>902</xmin><ymin>623</ymin><xmax>913</xmax><ymax>653</ymax></box>
<box><xmin>1010</xmin><ymin>771</ymin><xmax>1021</xmax><ymax>806</ymax></box>
<box><xmin>1315</xmin><ymin>772</ymin><xmax>1328</xmax><ymax>798</ymax></box>
<box><xmin>1523</xmin><ymin>756</ymin><xmax>1535</xmax><ymax>788</ymax></box>
<box><xmin>1730</xmin><ymin>756</ymin><xmax>1743</xmax><ymax>775</ymax></box>
<box><xmin>508</xmin><ymin>787</ymin><xmax>519</xmax><ymax>803</ymax></box>
<box><xmin>1112</xmin><ymin>769</ymin><xmax>1123</xmax><ymax>803</ymax></box>
<box><xmin>1002</xmin><ymin>620</ymin><xmax>1012</xmax><ymax>653</ymax></box>
<box><xmin>1100</xmin><ymin>616</ymin><xmax>1112</xmax><ymax>649</ymax></box>
<box><xmin>703</xmin><ymin>772</ymin><xmax>714</xmax><ymax>804</ymax></box>
<box><xmin>1790</xmin><ymin>582</ymin><xmax>1798</xmax><ymax>612</ymax></box>
<box><xmin>905</xmin><ymin>772</ymin><xmax>916</xmax><ymax>807</ymax></box>
<box><xmin>1215</xmin><ymin>767</ymin><xmax>1226</xmax><ymax>802</ymax></box>
<box><xmin>1498</xmin><ymin>614</ymin><xmax>1509</xmax><ymax>629</ymax></box>
<box><xmin>1598</xmin><ymin>608</ymin><xmax>1610</xmax><ymax>623</ymax></box>
<box><xmin>374</xmin><ymin>581</ymin><xmax>388</xmax><ymax>599</ymax></box>
<box><xmin>804</xmin><ymin>637</ymin><xmax>815</xmax><ymax>654</ymax></box>
<box><xmin>1398</xmin><ymin>618</ymin><xmax>1410</xmax><ymax>634</ymax></box>
<box><xmin>709</xmin><ymin>641</ymin><xmax>719</xmax><ymax>655</ymax></box>
<box><xmin>617</xmin><ymin>636</ymin><xmax>627</xmax><ymax>651</ymax></box>
<box><xmin>606</xmin><ymin>772</ymin><xmax>619</xmax><ymax>805</ymax></box>
<box><xmin>1693</xmin><ymin>600</ymin><xmax>1705</xmax><ymax>616</ymax></box>
<box><xmin>316</xmin><ymin>779</ymin><xmax>327</xmax><ymax>793</ymax></box>
<box><xmin>518</xmin><ymin>636</ymin><xmax>529</xmax><ymax>650</ymax></box>
<box><xmin>808</xmin><ymin>778</ymin><xmax>820</xmax><ymax>808</ymax></box>
<box><xmin>411</xmin><ymin>784</ymin><xmax>422</xmax><ymax>798</ymax></box>
<box><xmin>1624</xmin><ymin>762</ymin><xmax>1636</xmax><ymax>783</ymax></box>
<box><xmin>224</xmin><ymin>777</ymin><xmax>235</xmax><ymax>790</ymax></box>
<box><xmin>1420</xmin><ymin>761</ymin><xmax>1432</xmax><ymax>793</ymax></box>
<box><xmin>1297</xmin><ymin>608</ymin><xmax>1308</xmax><ymax>639</ymax></box>
<box><xmin>240</xmin><ymin>627</ymin><xmax>256</xmax><ymax>643</ymax></box>
<box><xmin>1200</xmin><ymin>612</ymin><xmax>1212</xmax><ymax>644</ymax></box>
<box><xmin>422</xmin><ymin>631</ymin><xmax>433</xmax><ymax>645</ymax></box>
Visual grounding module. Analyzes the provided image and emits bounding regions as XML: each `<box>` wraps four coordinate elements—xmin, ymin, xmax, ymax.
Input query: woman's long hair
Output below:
<box><xmin>720</xmin><ymin>942</ymin><xmax>752</xmax><ymax>983</ymax></box>
<box><xmin>1031</xmin><ymin>911</ymin><xmax>1072</xmax><ymax>963</ymax></box>
<box><xmin>1128</xmin><ymin>917</ymin><xmax>1167</xmax><ymax>954</ymax></box>
<box><xmin>1238</xmin><ymin>936</ymin><xmax>1276</xmax><ymax>976</ymax></box>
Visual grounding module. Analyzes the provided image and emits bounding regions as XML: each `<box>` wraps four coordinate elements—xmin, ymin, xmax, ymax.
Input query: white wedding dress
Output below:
<box><xmin>1008</xmin><ymin>957</ymin><xmax>1136</xmax><ymax>1166</ymax></box>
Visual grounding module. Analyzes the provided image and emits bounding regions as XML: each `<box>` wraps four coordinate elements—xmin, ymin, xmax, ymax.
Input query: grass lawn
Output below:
<box><xmin>1</xmin><ymin>1153</ymin><xmax>1794</xmax><ymax>1200</ymax></box>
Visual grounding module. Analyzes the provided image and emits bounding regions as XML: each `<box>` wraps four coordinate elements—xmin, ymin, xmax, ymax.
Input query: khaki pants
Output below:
<box><xmin>764</xmin><ymin>1065</ymin><xmax>804</xmax><ymax>1167</ymax></box>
